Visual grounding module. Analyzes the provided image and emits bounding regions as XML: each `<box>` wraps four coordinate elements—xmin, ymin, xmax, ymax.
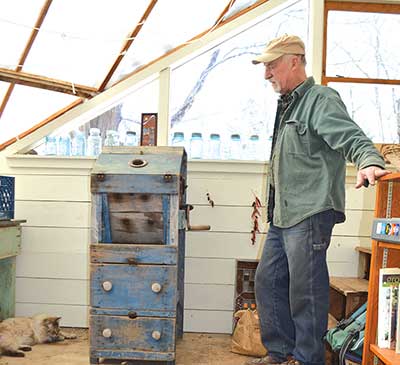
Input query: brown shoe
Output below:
<box><xmin>280</xmin><ymin>359</ymin><xmax>303</xmax><ymax>365</ymax></box>
<box><xmin>244</xmin><ymin>355</ymin><xmax>285</xmax><ymax>365</ymax></box>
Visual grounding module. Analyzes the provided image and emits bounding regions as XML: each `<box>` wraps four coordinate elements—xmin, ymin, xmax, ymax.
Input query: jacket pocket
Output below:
<box><xmin>283</xmin><ymin>119</ymin><xmax>309</xmax><ymax>155</ymax></box>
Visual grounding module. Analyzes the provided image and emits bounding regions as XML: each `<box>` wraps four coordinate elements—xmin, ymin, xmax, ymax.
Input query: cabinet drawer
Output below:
<box><xmin>90</xmin><ymin>314</ymin><xmax>175</xmax><ymax>355</ymax></box>
<box><xmin>90</xmin><ymin>243</ymin><xmax>177</xmax><ymax>265</ymax></box>
<box><xmin>91</xmin><ymin>264</ymin><xmax>177</xmax><ymax>310</ymax></box>
<box><xmin>0</xmin><ymin>226</ymin><xmax>21</xmax><ymax>259</ymax></box>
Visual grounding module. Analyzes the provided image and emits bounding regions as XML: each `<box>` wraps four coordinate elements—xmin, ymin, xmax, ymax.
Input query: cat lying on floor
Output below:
<box><xmin>0</xmin><ymin>314</ymin><xmax>77</xmax><ymax>357</ymax></box>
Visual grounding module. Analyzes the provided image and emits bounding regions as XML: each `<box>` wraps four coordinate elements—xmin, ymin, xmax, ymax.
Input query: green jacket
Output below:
<box><xmin>269</xmin><ymin>77</ymin><xmax>385</xmax><ymax>228</ymax></box>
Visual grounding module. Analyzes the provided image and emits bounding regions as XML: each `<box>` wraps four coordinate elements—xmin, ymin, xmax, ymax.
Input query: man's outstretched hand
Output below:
<box><xmin>355</xmin><ymin>166</ymin><xmax>391</xmax><ymax>189</ymax></box>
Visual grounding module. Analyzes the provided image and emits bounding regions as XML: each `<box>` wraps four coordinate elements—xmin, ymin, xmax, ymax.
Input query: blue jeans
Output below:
<box><xmin>255</xmin><ymin>210</ymin><xmax>336</xmax><ymax>365</ymax></box>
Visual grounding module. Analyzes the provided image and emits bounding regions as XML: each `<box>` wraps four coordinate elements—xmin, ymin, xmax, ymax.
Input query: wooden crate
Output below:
<box><xmin>329</xmin><ymin>276</ymin><xmax>368</xmax><ymax>322</ymax></box>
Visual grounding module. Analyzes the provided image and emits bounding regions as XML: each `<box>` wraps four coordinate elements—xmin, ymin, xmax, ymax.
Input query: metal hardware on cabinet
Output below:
<box><xmin>164</xmin><ymin>174</ymin><xmax>173</xmax><ymax>182</ymax></box>
<box><xmin>102</xmin><ymin>328</ymin><xmax>112</xmax><ymax>338</ymax></box>
<box><xmin>152</xmin><ymin>330</ymin><xmax>161</xmax><ymax>340</ymax></box>
<box><xmin>151</xmin><ymin>282</ymin><xmax>162</xmax><ymax>293</ymax></box>
<box><xmin>127</xmin><ymin>257</ymin><xmax>138</xmax><ymax>265</ymax></box>
<box><xmin>129</xmin><ymin>158</ymin><xmax>148</xmax><ymax>168</ymax></box>
<box><xmin>128</xmin><ymin>311</ymin><xmax>138</xmax><ymax>319</ymax></box>
<box><xmin>96</xmin><ymin>173</ymin><xmax>105</xmax><ymax>181</ymax></box>
<box><xmin>102</xmin><ymin>281</ymin><xmax>113</xmax><ymax>291</ymax></box>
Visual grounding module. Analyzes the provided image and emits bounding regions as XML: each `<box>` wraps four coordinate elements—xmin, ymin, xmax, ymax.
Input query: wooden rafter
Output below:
<box><xmin>0</xmin><ymin>0</ymin><xmax>53</xmax><ymax>118</ymax></box>
<box><xmin>98</xmin><ymin>0</ymin><xmax>159</xmax><ymax>92</ymax></box>
<box><xmin>214</xmin><ymin>0</ymin><xmax>237</xmax><ymax>26</ymax></box>
<box><xmin>0</xmin><ymin>68</ymin><xmax>98</xmax><ymax>99</ymax></box>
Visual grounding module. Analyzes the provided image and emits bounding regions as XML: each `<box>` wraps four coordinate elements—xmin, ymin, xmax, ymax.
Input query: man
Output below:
<box><xmin>247</xmin><ymin>34</ymin><xmax>390</xmax><ymax>365</ymax></box>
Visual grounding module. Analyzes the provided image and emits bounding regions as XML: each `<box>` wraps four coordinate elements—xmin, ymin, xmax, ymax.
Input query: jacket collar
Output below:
<box><xmin>292</xmin><ymin>76</ymin><xmax>315</xmax><ymax>99</ymax></box>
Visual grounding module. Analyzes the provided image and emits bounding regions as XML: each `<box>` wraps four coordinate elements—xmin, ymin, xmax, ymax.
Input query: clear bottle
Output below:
<box><xmin>171</xmin><ymin>132</ymin><xmax>185</xmax><ymax>147</ymax></box>
<box><xmin>45</xmin><ymin>135</ymin><xmax>57</xmax><ymax>155</ymax></box>
<box><xmin>71</xmin><ymin>130</ymin><xmax>86</xmax><ymax>156</ymax></box>
<box><xmin>229</xmin><ymin>134</ymin><xmax>242</xmax><ymax>160</ymax></box>
<box><xmin>125</xmin><ymin>131</ymin><xmax>138</xmax><ymax>146</ymax></box>
<box><xmin>189</xmin><ymin>132</ymin><xmax>203</xmax><ymax>159</ymax></box>
<box><xmin>87</xmin><ymin>128</ymin><xmax>102</xmax><ymax>156</ymax></box>
<box><xmin>208</xmin><ymin>133</ymin><xmax>221</xmax><ymax>159</ymax></box>
<box><xmin>104</xmin><ymin>130</ymin><xmax>119</xmax><ymax>147</ymax></box>
<box><xmin>57</xmin><ymin>134</ymin><xmax>71</xmax><ymax>156</ymax></box>
<box><xmin>247</xmin><ymin>134</ymin><xmax>260</xmax><ymax>160</ymax></box>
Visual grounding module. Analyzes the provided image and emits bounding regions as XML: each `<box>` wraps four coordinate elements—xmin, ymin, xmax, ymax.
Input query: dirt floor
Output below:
<box><xmin>0</xmin><ymin>329</ymin><xmax>250</xmax><ymax>365</ymax></box>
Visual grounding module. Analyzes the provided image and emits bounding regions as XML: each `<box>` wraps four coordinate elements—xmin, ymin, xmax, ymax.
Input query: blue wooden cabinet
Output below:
<box><xmin>89</xmin><ymin>147</ymin><xmax>187</xmax><ymax>365</ymax></box>
<box><xmin>0</xmin><ymin>220</ymin><xmax>25</xmax><ymax>321</ymax></box>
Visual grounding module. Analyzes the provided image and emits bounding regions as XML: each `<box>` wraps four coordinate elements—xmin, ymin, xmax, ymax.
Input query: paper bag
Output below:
<box><xmin>231</xmin><ymin>309</ymin><xmax>268</xmax><ymax>357</ymax></box>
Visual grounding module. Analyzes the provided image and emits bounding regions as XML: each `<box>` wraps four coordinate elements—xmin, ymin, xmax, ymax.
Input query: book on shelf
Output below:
<box><xmin>377</xmin><ymin>267</ymin><xmax>400</xmax><ymax>349</ymax></box>
<box><xmin>397</xmin><ymin>283</ymin><xmax>400</xmax><ymax>354</ymax></box>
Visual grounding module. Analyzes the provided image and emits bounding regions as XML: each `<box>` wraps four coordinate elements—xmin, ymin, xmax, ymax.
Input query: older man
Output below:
<box><xmin>246</xmin><ymin>34</ymin><xmax>390</xmax><ymax>365</ymax></box>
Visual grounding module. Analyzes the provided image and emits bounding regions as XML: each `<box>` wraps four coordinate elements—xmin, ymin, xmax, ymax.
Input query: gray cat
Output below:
<box><xmin>0</xmin><ymin>313</ymin><xmax>76</xmax><ymax>357</ymax></box>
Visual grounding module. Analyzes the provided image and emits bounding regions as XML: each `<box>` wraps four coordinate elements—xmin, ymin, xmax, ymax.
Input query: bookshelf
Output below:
<box><xmin>363</xmin><ymin>172</ymin><xmax>400</xmax><ymax>365</ymax></box>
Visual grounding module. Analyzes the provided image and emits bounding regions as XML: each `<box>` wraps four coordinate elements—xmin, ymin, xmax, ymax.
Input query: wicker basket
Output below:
<box><xmin>382</xmin><ymin>144</ymin><xmax>400</xmax><ymax>171</ymax></box>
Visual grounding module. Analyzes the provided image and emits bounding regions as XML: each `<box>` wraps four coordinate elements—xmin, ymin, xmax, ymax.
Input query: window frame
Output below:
<box><xmin>322</xmin><ymin>1</ymin><xmax>400</xmax><ymax>87</ymax></box>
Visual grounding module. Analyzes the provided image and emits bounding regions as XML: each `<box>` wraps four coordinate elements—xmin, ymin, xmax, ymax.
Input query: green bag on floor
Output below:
<box><xmin>324</xmin><ymin>302</ymin><xmax>367</xmax><ymax>365</ymax></box>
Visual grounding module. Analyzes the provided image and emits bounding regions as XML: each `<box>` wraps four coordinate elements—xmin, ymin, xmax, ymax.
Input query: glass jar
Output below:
<box><xmin>45</xmin><ymin>135</ymin><xmax>57</xmax><ymax>155</ymax></box>
<box><xmin>208</xmin><ymin>133</ymin><xmax>221</xmax><ymax>159</ymax></box>
<box><xmin>172</xmin><ymin>132</ymin><xmax>185</xmax><ymax>147</ymax></box>
<box><xmin>71</xmin><ymin>131</ymin><xmax>86</xmax><ymax>156</ymax></box>
<box><xmin>229</xmin><ymin>134</ymin><xmax>241</xmax><ymax>159</ymax></box>
<box><xmin>247</xmin><ymin>134</ymin><xmax>260</xmax><ymax>160</ymax></box>
<box><xmin>189</xmin><ymin>132</ymin><xmax>203</xmax><ymax>159</ymax></box>
<box><xmin>125</xmin><ymin>131</ymin><xmax>138</xmax><ymax>146</ymax></box>
<box><xmin>104</xmin><ymin>130</ymin><xmax>119</xmax><ymax>147</ymax></box>
<box><xmin>87</xmin><ymin>128</ymin><xmax>102</xmax><ymax>156</ymax></box>
<box><xmin>58</xmin><ymin>134</ymin><xmax>71</xmax><ymax>156</ymax></box>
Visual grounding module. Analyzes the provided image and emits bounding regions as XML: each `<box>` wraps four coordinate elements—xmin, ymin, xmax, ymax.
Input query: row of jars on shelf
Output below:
<box><xmin>44</xmin><ymin>128</ymin><xmax>138</xmax><ymax>156</ymax></box>
<box><xmin>172</xmin><ymin>131</ymin><xmax>267</xmax><ymax>160</ymax></box>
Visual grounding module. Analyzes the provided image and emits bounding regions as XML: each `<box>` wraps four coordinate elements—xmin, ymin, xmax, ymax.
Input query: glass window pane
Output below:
<box><xmin>169</xmin><ymin>0</ymin><xmax>309</xmax><ymax>160</ymax></box>
<box><xmin>0</xmin><ymin>85</ymin><xmax>78</xmax><ymax>145</ymax></box>
<box><xmin>35</xmin><ymin>77</ymin><xmax>159</xmax><ymax>155</ymax></box>
<box><xmin>223</xmin><ymin>0</ymin><xmax>259</xmax><ymax>20</ymax></box>
<box><xmin>109</xmin><ymin>0</ymin><xmax>228</xmax><ymax>86</ymax></box>
<box><xmin>0</xmin><ymin>82</ymin><xmax>10</xmax><ymax>103</ymax></box>
<box><xmin>23</xmin><ymin>0</ymin><xmax>150</xmax><ymax>87</ymax></box>
<box><xmin>327</xmin><ymin>10</ymin><xmax>400</xmax><ymax>79</ymax></box>
<box><xmin>329</xmin><ymin>82</ymin><xmax>400</xmax><ymax>143</ymax></box>
<box><xmin>0</xmin><ymin>0</ymin><xmax>44</xmax><ymax>69</ymax></box>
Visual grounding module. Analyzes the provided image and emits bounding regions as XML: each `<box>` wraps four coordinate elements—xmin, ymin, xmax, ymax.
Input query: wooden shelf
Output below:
<box><xmin>370</xmin><ymin>345</ymin><xmax>400</xmax><ymax>364</ymax></box>
<box><xmin>362</xmin><ymin>174</ymin><xmax>400</xmax><ymax>365</ymax></box>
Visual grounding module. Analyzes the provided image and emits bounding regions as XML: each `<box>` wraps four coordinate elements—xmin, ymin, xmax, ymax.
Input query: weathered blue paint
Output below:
<box><xmin>90</xmin><ymin>308</ymin><xmax>176</xmax><ymax>317</ymax></box>
<box><xmin>176</xmin><ymin>229</ymin><xmax>186</xmax><ymax>339</ymax></box>
<box><xmin>91</xmin><ymin>264</ymin><xmax>177</xmax><ymax>310</ymax></box>
<box><xmin>90</xmin><ymin>147</ymin><xmax>186</xmax><ymax>363</ymax></box>
<box><xmin>102</xmin><ymin>193</ymin><xmax>112</xmax><ymax>243</ymax></box>
<box><xmin>162</xmin><ymin>195</ymin><xmax>170</xmax><ymax>245</ymax></box>
<box><xmin>90</xmin><ymin>350</ymin><xmax>174</xmax><ymax>362</ymax></box>
<box><xmin>90</xmin><ymin>244</ymin><xmax>178</xmax><ymax>265</ymax></box>
<box><xmin>90</xmin><ymin>315</ymin><xmax>175</xmax><ymax>353</ymax></box>
<box><xmin>91</xmin><ymin>174</ymin><xmax>179</xmax><ymax>194</ymax></box>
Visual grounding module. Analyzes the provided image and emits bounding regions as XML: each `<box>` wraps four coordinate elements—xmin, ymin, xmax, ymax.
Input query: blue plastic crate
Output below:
<box><xmin>0</xmin><ymin>176</ymin><xmax>15</xmax><ymax>220</ymax></box>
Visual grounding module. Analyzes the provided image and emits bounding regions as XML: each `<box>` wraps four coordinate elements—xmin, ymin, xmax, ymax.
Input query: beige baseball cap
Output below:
<box><xmin>252</xmin><ymin>34</ymin><xmax>305</xmax><ymax>65</ymax></box>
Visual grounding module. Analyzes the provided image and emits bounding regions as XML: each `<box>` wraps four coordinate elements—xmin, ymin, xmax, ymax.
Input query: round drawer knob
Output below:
<box><xmin>102</xmin><ymin>281</ymin><xmax>113</xmax><ymax>291</ymax></box>
<box><xmin>152</xmin><ymin>330</ymin><xmax>161</xmax><ymax>340</ymax></box>
<box><xmin>151</xmin><ymin>282</ymin><xmax>162</xmax><ymax>293</ymax></box>
<box><xmin>102</xmin><ymin>328</ymin><xmax>112</xmax><ymax>338</ymax></box>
